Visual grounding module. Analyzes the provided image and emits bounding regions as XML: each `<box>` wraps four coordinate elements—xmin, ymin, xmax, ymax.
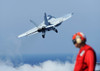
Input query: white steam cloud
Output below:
<box><xmin>0</xmin><ymin>60</ymin><xmax>99</xmax><ymax>71</ymax></box>
<box><xmin>0</xmin><ymin>60</ymin><xmax>74</xmax><ymax>71</ymax></box>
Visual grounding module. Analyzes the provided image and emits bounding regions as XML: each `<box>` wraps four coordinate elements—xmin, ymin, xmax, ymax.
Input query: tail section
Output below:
<box><xmin>44</xmin><ymin>12</ymin><xmax>49</xmax><ymax>26</ymax></box>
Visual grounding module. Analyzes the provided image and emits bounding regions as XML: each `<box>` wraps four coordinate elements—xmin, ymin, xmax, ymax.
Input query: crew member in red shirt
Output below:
<box><xmin>72</xmin><ymin>32</ymin><xmax>96</xmax><ymax>71</ymax></box>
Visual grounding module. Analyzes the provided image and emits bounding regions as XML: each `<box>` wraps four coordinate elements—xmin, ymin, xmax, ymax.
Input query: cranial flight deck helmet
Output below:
<box><xmin>72</xmin><ymin>32</ymin><xmax>86</xmax><ymax>44</ymax></box>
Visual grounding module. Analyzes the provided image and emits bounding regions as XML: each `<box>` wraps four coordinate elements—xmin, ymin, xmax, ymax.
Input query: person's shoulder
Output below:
<box><xmin>86</xmin><ymin>49</ymin><xmax>95</xmax><ymax>57</ymax></box>
<box><xmin>85</xmin><ymin>44</ymin><xmax>92</xmax><ymax>48</ymax></box>
<box><xmin>85</xmin><ymin>44</ymin><xmax>94</xmax><ymax>50</ymax></box>
<box><xmin>87</xmin><ymin>49</ymin><xmax>94</xmax><ymax>54</ymax></box>
<box><xmin>85</xmin><ymin>44</ymin><xmax>94</xmax><ymax>55</ymax></box>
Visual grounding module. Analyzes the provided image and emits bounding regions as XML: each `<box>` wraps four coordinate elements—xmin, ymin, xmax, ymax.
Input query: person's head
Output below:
<box><xmin>72</xmin><ymin>32</ymin><xmax>86</xmax><ymax>48</ymax></box>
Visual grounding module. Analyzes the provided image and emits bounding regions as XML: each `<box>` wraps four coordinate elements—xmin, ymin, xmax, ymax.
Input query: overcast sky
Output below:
<box><xmin>0</xmin><ymin>0</ymin><xmax>100</xmax><ymax>56</ymax></box>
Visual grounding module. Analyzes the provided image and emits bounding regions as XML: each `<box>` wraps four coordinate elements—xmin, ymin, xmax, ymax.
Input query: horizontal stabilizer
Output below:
<box><xmin>30</xmin><ymin>19</ymin><xmax>38</xmax><ymax>27</ymax></box>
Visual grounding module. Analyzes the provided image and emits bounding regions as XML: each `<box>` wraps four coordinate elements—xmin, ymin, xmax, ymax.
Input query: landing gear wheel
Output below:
<box><xmin>42</xmin><ymin>35</ymin><xmax>45</xmax><ymax>38</ymax></box>
<box><xmin>55</xmin><ymin>29</ymin><xmax>58</xmax><ymax>33</ymax></box>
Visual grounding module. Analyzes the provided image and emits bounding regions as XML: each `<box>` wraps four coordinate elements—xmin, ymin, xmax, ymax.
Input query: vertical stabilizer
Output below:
<box><xmin>44</xmin><ymin>12</ymin><xmax>49</xmax><ymax>26</ymax></box>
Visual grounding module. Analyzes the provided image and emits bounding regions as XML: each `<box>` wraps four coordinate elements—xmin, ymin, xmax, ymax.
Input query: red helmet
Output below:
<box><xmin>72</xmin><ymin>32</ymin><xmax>86</xmax><ymax>44</ymax></box>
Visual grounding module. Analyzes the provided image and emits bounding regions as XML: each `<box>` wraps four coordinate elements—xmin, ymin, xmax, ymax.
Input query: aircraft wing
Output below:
<box><xmin>61</xmin><ymin>13</ymin><xmax>73</xmax><ymax>21</ymax></box>
<box><xmin>45</xmin><ymin>13</ymin><xmax>73</xmax><ymax>29</ymax></box>
<box><xmin>49</xmin><ymin>13</ymin><xmax>73</xmax><ymax>26</ymax></box>
<box><xmin>18</xmin><ymin>27</ymin><xmax>38</xmax><ymax>38</ymax></box>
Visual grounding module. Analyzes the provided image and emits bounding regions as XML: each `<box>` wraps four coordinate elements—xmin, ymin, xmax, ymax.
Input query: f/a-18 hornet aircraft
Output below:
<box><xmin>18</xmin><ymin>12</ymin><xmax>73</xmax><ymax>38</ymax></box>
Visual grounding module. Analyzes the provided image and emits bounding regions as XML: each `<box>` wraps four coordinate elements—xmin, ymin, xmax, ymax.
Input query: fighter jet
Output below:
<box><xmin>18</xmin><ymin>12</ymin><xmax>73</xmax><ymax>38</ymax></box>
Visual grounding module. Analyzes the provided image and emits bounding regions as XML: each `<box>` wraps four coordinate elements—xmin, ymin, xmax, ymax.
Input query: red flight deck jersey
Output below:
<box><xmin>74</xmin><ymin>44</ymin><xmax>96</xmax><ymax>71</ymax></box>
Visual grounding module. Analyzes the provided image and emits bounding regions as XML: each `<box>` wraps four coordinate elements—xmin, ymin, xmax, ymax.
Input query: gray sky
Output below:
<box><xmin>0</xmin><ymin>0</ymin><xmax>100</xmax><ymax>55</ymax></box>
